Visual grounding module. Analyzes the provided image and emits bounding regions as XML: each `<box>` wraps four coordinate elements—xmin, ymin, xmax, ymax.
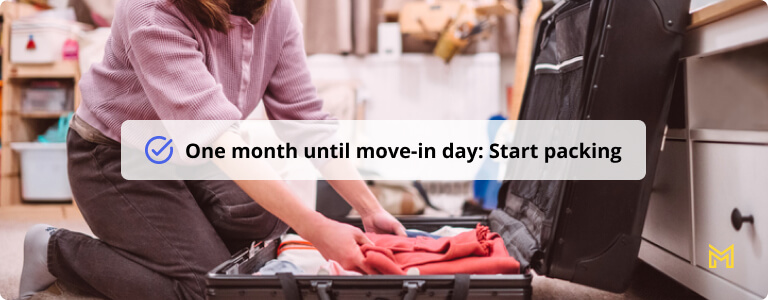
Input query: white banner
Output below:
<box><xmin>121</xmin><ymin>120</ymin><xmax>646</xmax><ymax>181</ymax></box>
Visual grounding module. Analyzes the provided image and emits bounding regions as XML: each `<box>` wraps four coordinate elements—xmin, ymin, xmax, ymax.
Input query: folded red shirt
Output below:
<box><xmin>361</xmin><ymin>224</ymin><xmax>520</xmax><ymax>275</ymax></box>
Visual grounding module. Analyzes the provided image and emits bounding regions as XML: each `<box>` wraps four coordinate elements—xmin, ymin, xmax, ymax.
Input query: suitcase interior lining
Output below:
<box><xmin>495</xmin><ymin>2</ymin><xmax>592</xmax><ymax>272</ymax></box>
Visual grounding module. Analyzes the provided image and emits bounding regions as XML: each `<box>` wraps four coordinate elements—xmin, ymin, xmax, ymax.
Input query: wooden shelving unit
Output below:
<box><xmin>9</xmin><ymin>60</ymin><xmax>80</xmax><ymax>78</ymax></box>
<box><xmin>0</xmin><ymin>2</ymin><xmax>82</xmax><ymax>219</ymax></box>
<box><xmin>19</xmin><ymin>111</ymin><xmax>72</xmax><ymax>118</ymax></box>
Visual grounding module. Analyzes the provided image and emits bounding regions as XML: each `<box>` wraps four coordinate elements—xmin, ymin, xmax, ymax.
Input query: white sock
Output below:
<box><xmin>19</xmin><ymin>224</ymin><xmax>58</xmax><ymax>300</ymax></box>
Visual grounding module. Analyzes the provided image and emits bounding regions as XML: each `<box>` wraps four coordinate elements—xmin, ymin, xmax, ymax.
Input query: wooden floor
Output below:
<box><xmin>0</xmin><ymin>203</ymin><xmax>83</xmax><ymax>222</ymax></box>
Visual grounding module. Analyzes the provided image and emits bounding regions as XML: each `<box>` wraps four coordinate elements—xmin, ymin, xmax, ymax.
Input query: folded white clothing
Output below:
<box><xmin>255</xmin><ymin>260</ymin><xmax>304</xmax><ymax>275</ymax></box>
<box><xmin>430</xmin><ymin>226</ymin><xmax>474</xmax><ymax>237</ymax></box>
<box><xmin>317</xmin><ymin>260</ymin><xmax>362</xmax><ymax>276</ymax></box>
<box><xmin>277</xmin><ymin>234</ymin><xmax>327</xmax><ymax>274</ymax></box>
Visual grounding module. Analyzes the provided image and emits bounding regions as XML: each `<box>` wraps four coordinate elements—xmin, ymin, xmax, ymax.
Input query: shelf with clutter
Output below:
<box><xmin>389</xmin><ymin>0</ymin><xmax>518</xmax><ymax>63</ymax></box>
<box><xmin>0</xmin><ymin>1</ymin><xmax>89</xmax><ymax>219</ymax></box>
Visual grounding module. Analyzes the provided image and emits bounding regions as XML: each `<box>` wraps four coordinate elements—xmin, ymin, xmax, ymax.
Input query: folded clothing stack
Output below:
<box><xmin>255</xmin><ymin>224</ymin><xmax>520</xmax><ymax>276</ymax></box>
<box><xmin>256</xmin><ymin>234</ymin><xmax>361</xmax><ymax>276</ymax></box>
<box><xmin>275</xmin><ymin>234</ymin><xmax>326</xmax><ymax>274</ymax></box>
<box><xmin>363</xmin><ymin>224</ymin><xmax>520</xmax><ymax>275</ymax></box>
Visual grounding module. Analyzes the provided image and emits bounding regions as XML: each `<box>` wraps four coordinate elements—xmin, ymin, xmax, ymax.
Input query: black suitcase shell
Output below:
<box><xmin>206</xmin><ymin>0</ymin><xmax>689</xmax><ymax>298</ymax></box>
<box><xmin>497</xmin><ymin>0</ymin><xmax>688</xmax><ymax>293</ymax></box>
<box><xmin>207</xmin><ymin>217</ymin><xmax>533</xmax><ymax>300</ymax></box>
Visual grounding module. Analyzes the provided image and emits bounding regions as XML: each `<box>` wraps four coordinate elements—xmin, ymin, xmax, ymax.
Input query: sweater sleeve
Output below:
<box><xmin>261</xmin><ymin>4</ymin><xmax>331</xmax><ymax>121</ymax></box>
<box><xmin>123</xmin><ymin>6</ymin><xmax>240</xmax><ymax>147</ymax></box>
<box><xmin>125</xmin><ymin>12</ymin><xmax>242</xmax><ymax>122</ymax></box>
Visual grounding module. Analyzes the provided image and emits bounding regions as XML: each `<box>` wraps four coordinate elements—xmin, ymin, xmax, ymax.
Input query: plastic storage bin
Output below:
<box><xmin>23</xmin><ymin>87</ymin><xmax>70</xmax><ymax>112</ymax></box>
<box><xmin>10</xmin><ymin>142</ymin><xmax>72</xmax><ymax>202</ymax></box>
<box><xmin>11</xmin><ymin>19</ymin><xmax>77</xmax><ymax>64</ymax></box>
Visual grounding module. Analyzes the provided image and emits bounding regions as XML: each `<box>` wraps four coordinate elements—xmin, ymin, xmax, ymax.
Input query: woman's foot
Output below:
<box><xmin>19</xmin><ymin>224</ymin><xmax>58</xmax><ymax>300</ymax></box>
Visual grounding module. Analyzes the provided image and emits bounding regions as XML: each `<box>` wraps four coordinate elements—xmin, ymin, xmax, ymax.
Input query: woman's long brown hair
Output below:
<box><xmin>173</xmin><ymin>0</ymin><xmax>271</xmax><ymax>33</ymax></box>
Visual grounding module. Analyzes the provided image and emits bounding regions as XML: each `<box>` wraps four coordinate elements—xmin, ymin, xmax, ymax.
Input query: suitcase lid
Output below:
<box><xmin>493</xmin><ymin>0</ymin><xmax>689</xmax><ymax>292</ymax></box>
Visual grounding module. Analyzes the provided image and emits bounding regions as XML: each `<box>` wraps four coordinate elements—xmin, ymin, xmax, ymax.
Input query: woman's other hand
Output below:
<box><xmin>361</xmin><ymin>209</ymin><xmax>407</xmax><ymax>236</ymax></box>
<box><xmin>296</xmin><ymin>216</ymin><xmax>377</xmax><ymax>274</ymax></box>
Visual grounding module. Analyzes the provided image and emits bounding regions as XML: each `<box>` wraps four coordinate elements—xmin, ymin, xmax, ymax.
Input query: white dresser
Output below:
<box><xmin>640</xmin><ymin>1</ymin><xmax>768</xmax><ymax>299</ymax></box>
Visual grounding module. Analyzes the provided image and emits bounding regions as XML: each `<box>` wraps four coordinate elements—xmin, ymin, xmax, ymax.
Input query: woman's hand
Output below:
<box><xmin>361</xmin><ymin>209</ymin><xmax>407</xmax><ymax>236</ymax></box>
<box><xmin>296</xmin><ymin>215</ymin><xmax>377</xmax><ymax>273</ymax></box>
<box><xmin>323</xmin><ymin>179</ymin><xmax>406</xmax><ymax>236</ymax></box>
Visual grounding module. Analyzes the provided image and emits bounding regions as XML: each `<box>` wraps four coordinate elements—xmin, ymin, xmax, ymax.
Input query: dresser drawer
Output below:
<box><xmin>687</xmin><ymin>43</ymin><xmax>768</xmax><ymax>132</ymax></box>
<box><xmin>693</xmin><ymin>142</ymin><xmax>768</xmax><ymax>296</ymax></box>
<box><xmin>643</xmin><ymin>140</ymin><xmax>692</xmax><ymax>261</ymax></box>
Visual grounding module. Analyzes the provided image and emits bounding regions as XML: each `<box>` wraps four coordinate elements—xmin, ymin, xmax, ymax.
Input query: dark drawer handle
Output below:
<box><xmin>731</xmin><ymin>208</ymin><xmax>754</xmax><ymax>231</ymax></box>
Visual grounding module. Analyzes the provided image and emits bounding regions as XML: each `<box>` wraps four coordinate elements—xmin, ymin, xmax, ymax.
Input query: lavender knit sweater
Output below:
<box><xmin>77</xmin><ymin>0</ymin><xmax>329</xmax><ymax>142</ymax></box>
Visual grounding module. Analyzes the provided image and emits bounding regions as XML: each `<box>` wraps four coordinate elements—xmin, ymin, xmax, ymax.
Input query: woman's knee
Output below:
<box><xmin>188</xmin><ymin>180</ymin><xmax>288</xmax><ymax>240</ymax></box>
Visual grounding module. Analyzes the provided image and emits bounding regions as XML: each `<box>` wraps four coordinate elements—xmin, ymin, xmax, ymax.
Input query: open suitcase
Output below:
<box><xmin>206</xmin><ymin>0</ymin><xmax>689</xmax><ymax>298</ymax></box>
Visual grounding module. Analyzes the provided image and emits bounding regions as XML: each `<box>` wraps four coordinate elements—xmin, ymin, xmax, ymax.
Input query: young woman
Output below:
<box><xmin>18</xmin><ymin>0</ymin><xmax>405</xmax><ymax>299</ymax></box>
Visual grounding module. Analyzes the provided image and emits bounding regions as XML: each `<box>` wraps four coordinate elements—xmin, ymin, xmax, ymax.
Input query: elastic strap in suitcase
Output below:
<box><xmin>451</xmin><ymin>274</ymin><xmax>470</xmax><ymax>300</ymax></box>
<box><xmin>277</xmin><ymin>272</ymin><xmax>301</xmax><ymax>300</ymax></box>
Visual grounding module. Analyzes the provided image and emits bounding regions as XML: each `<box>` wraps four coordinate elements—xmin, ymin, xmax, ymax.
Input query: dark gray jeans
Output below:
<box><xmin>50</xmin><ymin>130</ymin><xmax>288</xmax><ymax>299</ymax></box>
